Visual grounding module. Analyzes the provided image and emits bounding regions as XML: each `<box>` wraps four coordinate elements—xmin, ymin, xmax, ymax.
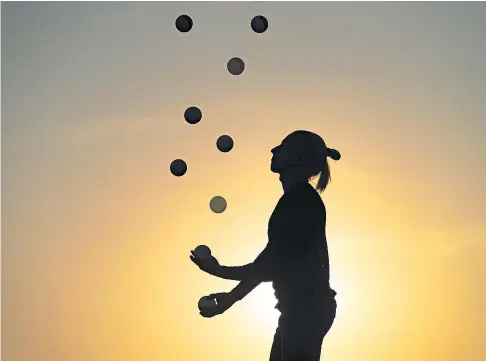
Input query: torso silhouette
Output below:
<box><xmin>262</xmin><ymin>182</ymin><xmax>335</xmax><ymax>312</ymax></box>
<box><xmin>221</xmin><ymin>181</ymin><xmax>336</xmax><ymax>312</ymax></box>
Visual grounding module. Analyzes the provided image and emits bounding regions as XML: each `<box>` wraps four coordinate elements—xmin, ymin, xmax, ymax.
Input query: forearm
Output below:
<box><xmin>229</xmin><ymin>279</ymin><xmax>261</xmax><ymax>302</ymax></box>
<box><xmin>212</xmin><ymin>247</ymin><xmax>275</xmax><ymax>282</ymax></box>
<box><xmin>213</xmin><ymin>262</ymin><xmax>271</xmax><ymax>283</ymax></box>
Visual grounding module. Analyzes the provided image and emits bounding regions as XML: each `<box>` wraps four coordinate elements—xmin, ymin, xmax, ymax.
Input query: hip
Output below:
<box><xmin>277</xmin><ymin>298</ymin><xmax>337</xmax><ymax>332</ymax></box>
<box><xmin>275</xmin><ymin>289</ymin><xmax>337</xmax><ymax>314</ymax></box>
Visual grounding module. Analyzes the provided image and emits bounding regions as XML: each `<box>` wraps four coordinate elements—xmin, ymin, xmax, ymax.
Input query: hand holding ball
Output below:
<box><xmin>198</xmin><ymin>296</ymin><xmax>217</xmax><ymax>312</ymax></box>
<box><xmin>190</xmin><ymin>245</ymin><xmax>220</xmax><ymax>275</ymax></box>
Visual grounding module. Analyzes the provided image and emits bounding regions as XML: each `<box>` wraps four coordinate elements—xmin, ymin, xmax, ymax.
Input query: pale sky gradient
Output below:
<box><xmin>2</xmin><ymin>2</ymin><xmax>486</xmax><ymax>361</ymax></box>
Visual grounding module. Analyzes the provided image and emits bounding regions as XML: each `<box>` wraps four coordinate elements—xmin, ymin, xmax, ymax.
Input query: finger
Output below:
<box><xmin>200</xmin><ymin>310</ymin><xmax>215</xmax><ymax>318</ymax></box>
<box><xmin>200</xmin><ymin>308</ymin><xmax>211</xmax><ymax>317</ymax></box>
<box><xmin>190</xmin><ymin>258</ymin><xmax>202</xmax><ymax>267</ymax></box>
<box><xmin>207</xmin><ymin>293</ymin><xmax>221</xmax><ymax>301</ymax></box>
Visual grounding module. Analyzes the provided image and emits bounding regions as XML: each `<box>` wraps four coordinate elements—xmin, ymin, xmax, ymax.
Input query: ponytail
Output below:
<box><xmin>315</xmin><ymin>148</ymin><xmax>341</xmax><ymax>193</ymax></box>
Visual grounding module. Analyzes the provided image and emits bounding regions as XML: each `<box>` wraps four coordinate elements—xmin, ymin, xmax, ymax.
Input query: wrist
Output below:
<box><xmin>228</xmin><ymin>289</ymin><xmax>240</xmax><ymax>303</ymax></box>
<box><xmin>210</xmin><ymin>265</ymin><xmax>224</xmax><ymax>277</ymax></box>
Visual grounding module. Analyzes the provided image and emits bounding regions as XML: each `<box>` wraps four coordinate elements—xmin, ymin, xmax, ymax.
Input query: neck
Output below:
<box><xmin>279</xmin><ymin>171</ymin><xmax>308</xmax><ymax>193</ymax></box>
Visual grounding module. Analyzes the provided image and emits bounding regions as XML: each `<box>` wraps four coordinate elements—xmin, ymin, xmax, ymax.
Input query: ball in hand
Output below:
<box><xmin>194</xmin><ymin>245</ymin><xmax>211</xmax><ymax>259</ymax></box>
<box><xmin>198</xmin><ymin>296</ymin><xmax>217</xmax><ymax>311</ymax></box>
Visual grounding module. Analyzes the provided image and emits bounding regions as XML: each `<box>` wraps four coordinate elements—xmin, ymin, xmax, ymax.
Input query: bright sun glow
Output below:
<box><xmin>241</xmin><ymin>283</ymin><xmax>280</xmax><ymax>333</ymax></box>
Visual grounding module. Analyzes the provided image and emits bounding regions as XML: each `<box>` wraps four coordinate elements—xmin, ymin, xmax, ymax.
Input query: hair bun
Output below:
<box><xmin>328</xmin><ymin>148</ymin><xmax>341</xmax><ymax>161</ymax></box>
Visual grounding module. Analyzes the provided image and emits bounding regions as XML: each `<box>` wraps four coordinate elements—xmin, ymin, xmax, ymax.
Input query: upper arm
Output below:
<box><xmin>251</xmin><ymin>243</ymin><xmax>277</xmax><ymax>281</ymax></box>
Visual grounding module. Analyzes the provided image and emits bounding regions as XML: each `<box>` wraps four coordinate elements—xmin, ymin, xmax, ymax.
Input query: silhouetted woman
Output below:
<box><xmin>191</xmin><ymin>130</ymin><xmax>341</xmax><ymax>361</ymax></box>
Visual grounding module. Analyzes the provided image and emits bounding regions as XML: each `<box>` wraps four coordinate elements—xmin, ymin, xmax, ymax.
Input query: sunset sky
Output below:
<box><xmin>2</xmin><ymin>2</ymin><xmax>486</xmax><ymax>361</ymax></box>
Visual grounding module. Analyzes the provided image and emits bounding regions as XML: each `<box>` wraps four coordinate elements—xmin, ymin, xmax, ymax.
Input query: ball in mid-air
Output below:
<box><xmin>251</xmin><ymin>15</ymin><xmax>268</xmax><ymax>33</ymax></box>
<box><xmin>227</xmin><ymin>57</ymin><xmax>245</xmax><ymax>75</ymax></box>
<box><xmin>175</xmin><ymin>15</ymin><xmax>193</xmax><ymax>33</ymax></box>
<box><xmin>170</xmin><ymin>159</ymin><xmax>187</xmax><ymax>177</ymax></box>
<box><xmin>217</xmin><ymin>135</ymin><xmax>234</xmax><ymax>153</ymax></box>
<box><xmin>210</xmin><ymin>196</ymin><xmax>227</xmax><ymax>214</ymax></box>
<box><xmin>198</xmin><ymin>296</ymin><xmax>217</xmax><ymax>311</ymax></box>
<box><xmin>194</xmin><ymin>245</ymin><xmax>211</xmax><ymax>259</ymax></box>
<box><xmin>184</xmin><ymin>106</ymin><xmax>202</xmax><ymax>124</ymax></box>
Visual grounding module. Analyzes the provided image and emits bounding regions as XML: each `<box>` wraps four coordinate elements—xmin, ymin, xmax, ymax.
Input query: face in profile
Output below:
<box><xmin>270</xmin><ymin>134</ymin><xmax>305</xmax><ymax>174</ymax></box>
